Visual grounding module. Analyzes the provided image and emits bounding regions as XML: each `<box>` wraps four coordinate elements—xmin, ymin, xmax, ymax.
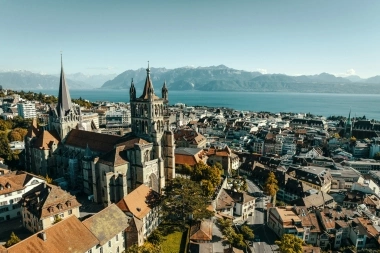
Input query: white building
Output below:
<box><xmin>351</xmin><ymin>178</ymin><xmax>380</xmax><ymax>196</ymax></box>
<box><xmin>17</xmin><ymin>102</ymin><xmax>36</xmax><ymax>119</ymax></box>
<box><xmin>0</xmin><ymin>171</ymin><xmax>45</xmax><ymax>222</ymax></box>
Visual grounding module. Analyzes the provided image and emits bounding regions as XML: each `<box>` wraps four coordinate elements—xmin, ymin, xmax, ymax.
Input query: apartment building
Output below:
<box><xmin>17</xmin><ymin>102</ymin><xmax>36</xmax><ymax>119</ymax></box>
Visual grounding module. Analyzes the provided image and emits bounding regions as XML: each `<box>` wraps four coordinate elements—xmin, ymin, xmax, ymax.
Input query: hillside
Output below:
<box><xmin>100</xmin><ymin>65</ymin><xmax>380</xmax><ymax>94</ymax></box>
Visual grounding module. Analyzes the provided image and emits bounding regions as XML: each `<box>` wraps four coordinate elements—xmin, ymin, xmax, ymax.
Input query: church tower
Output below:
<box><xmin>129</xmin><ymin>63</ymin><xmax>175</xmax><ymax>190</ymax></box>
<box><xmin>49</xmin><ymin>55</ymin><xmax>81</xmax><ymax>140</ymax></box>
<box><xmin>344</xmin><ymin>110</ymin><xmax>353</xmax><ymax>138</ymax></box>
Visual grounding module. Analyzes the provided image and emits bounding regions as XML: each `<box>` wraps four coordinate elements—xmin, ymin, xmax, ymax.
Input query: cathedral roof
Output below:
<box><xmin>56</xmin><ymin>55</ymin><xmax>72</xmax><ymax>117</ymax></box>
<box><xmin>139</xmin><ymin>63</ymin><xmax>159</xmax><ymax>100</ymax></box>
<box><xmin>64</xmin><ymin>129</ymin><xmax>121</xmax><ymax>153</ymax></box>
<box><xmin>97</xmin><ymin>145</ymin><xmax>129</xmax><ymax>167</ymax></box>
<box><xmin>33</xmin><ymin>130</ymin><xmax>59</xmax><ymax>150</ymax></box>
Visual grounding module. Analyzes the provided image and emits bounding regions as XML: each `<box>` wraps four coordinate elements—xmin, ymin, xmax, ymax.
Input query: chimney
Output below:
<box><xmin>39</xmin><ymin>232</ymin><xmax>47</xmax><ymax>241</ymax></box>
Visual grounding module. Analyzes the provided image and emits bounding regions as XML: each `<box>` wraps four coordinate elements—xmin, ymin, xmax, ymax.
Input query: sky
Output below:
<box><xmin>0</xmin><ymin>0</ymin><xmax>379</xmax><ymax>78</ymax></box>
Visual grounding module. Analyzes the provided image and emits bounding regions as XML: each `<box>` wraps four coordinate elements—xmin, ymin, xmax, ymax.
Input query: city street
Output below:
<box><xmin>246</xmin><ymin>178</ymin><xmax>279</xmax><ymax>253</ymax></box>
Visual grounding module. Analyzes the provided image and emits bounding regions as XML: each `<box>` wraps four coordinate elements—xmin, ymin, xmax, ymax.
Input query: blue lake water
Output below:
<box><xmin>28</xmin><ymin>89</ymin><xmax>380</xmax><ymax>120</ymax></box>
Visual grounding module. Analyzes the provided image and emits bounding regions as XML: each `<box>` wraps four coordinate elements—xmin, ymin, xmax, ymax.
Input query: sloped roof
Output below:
<box><xmin>0</xmin><ymin>176</ymin><xmax>24</xmax><ymax>195</ymax></box>
<box><xmin>116</xmin><ymin>184</ymin><xmax>160</xmax><ymax>220</ymax></box>
<box><xmin>26</xmin><ymin>118</ymin><xmax>39</xmax><ymax>138</ymax></box>
<box><xmin>22</xmin><ymin>183</ymin><xmax>81</xmax><ymax>219</ymax></box>
<box><xmin>190</xmin><ymin>220</ymin><xmax>213</xmax><ymax>241</ymax></box>
<box><xmin>33</xmin><ymin>130</ymin><xmax>59</xmax><ymax>150</ymax></box>
<box><xmin>64</xmin><ymin>129</ymin><xmax>121</xmax><ymax>153</ymax></box>
<box><xmin>175</xmin><ymin>148</ymin><xmax>205</xmax><ymax>166</ymax></box>
<box><xmin>56</xmin><ymin>56</ymin><xmax>72</xmax><ymax>117</ymax></box>
<box><xmin>98</xmin><ymin>145</ymin><xmax>129</xmax><ymax>167</ymax></box>
<box><xmin>116</xmin><ymin>134</ymin><xmax>150</xmax><ymax>150</ymax></box>
<box><xmin>7</xmin><ymin>215</ymin><xmax>98</xmax><ymax>253</ymax></box>
<box><xmin>83</xmin><ymin>204</ymin><xmax>130</xmax><ymax>246</ymax></box>
<box><xmin>216</xmin><ymin>189</ymin><xmax>235</xmax><ymax>210</ymax></box>
<box><xmin>139</xmin><ymin>67</ymin><xmax>159</xmax><ymax>100</ymax></box>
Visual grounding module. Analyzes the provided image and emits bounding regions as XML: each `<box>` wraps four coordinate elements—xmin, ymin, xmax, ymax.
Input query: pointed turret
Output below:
<box><xmin>140</xmin><ymin>61</ymin><xmax>155</xmax><ymax>99</ymax></box>
<box><xmin>162</xmin><ymin>80</ymin><xmax>168</xmax><ymax>100</ymax></box>
<box><xmin>84</xmin><ymin>143</ymin><xmax>93</xmax><ymax>160</ymax></box>
<box><xmin>56</xmin><ymin>54</ymin><xmax>72</xmax><ymax>117</ymax></box>
<box><xmin>129</xmin><ymin>78</ymin><xmax>136</xmax><ymax>101</ymax></box>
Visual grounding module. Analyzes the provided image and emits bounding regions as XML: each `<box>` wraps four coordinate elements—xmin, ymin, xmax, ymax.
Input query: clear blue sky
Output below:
<box><xmin>1</xmin><ymin>0</ymin><xmax>379</xmax><ymax>77</ymax></box>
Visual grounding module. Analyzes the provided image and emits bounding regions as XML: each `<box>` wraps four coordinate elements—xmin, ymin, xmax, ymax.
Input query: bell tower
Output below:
<box><xmin>129</xmin><ymin>63</ymin><xmax>174</xmax><ymax>190</ymax></box>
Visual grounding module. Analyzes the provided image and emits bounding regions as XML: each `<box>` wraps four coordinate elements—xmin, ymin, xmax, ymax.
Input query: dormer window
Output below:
<box><xmin>0</xmin><ymin>184</ymin><xmax>3</xmax><ymax>190</ymax></box>
<box><xmin>66</xmin><ymin>200</ymin><xmax>71</xmax><ymax>207</ymax></box>
<box><xmin>48</xmin><ymin>206</ymin><xmax>54</xmax><ymax>213</ymax></box>
<box><xmin>5</xmin><ymin>182</ymin><xmax>11</xmax><ymax>188</ymax></box>
<box><xmin>57</xmin><ymin>204</ymin><xmax>63</xmax><ymax>210</ymax></box>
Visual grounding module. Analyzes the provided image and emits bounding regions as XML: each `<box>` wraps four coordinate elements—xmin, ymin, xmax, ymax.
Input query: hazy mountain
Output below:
<box><xmin>65</xmin><ymin>73</ymin><xmax>117</xmax><ymax>88</ymax></box>
<box><xmin>0</xmin><ymin>71</ymin><xmax>87</xmax><ymax>90</ymax></box>
<box><xmin>366</xmin><ymin>75</ymin><xmax>380</xmax><ymax>84</ymax></box>
<box><xmin>100</xmin><ymin>66</ymin><xmax>380</xmax><ymax>93</ymax></box>
<box><xmin>0</xmin><ymin>70</ymin><xmax>117</xmax><ymax>90</ymax></box>
<box><xmin>101</xmin><ymin>65</ymin><xmax>262</xmax><ymax>91</ymax></box>
<box><xmin>344</xmin><ymin>75</ymin><xmax>365</xmax><ymax>82</ymax></box>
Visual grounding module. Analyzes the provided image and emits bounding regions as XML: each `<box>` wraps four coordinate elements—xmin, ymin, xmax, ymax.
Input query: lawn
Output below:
<box><xmin>160</xmin><ymin>224</ymin><xmax>188</xmax><ymax>253</ymax></box>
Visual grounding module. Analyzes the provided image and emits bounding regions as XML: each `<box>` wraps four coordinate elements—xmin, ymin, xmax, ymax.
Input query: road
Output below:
<box><xmin>246</xmin><ymin>178</ymin><xmax>279</xmax><ymax>253</ymax></box>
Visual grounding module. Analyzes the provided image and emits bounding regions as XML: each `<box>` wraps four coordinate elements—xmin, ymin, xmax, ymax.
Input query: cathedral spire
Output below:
<box><xmin>57</xmin><ymin>54</ymin><xmax>72</xmax><ymax>117</ymax></box>
<box><xmin>140</xmin><ymin>61</ymin><xmax>155</xmax><ymax>99</ymax></box>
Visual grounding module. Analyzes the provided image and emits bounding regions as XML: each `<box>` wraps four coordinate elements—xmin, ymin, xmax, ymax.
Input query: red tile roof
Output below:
<box><xmin>116</xmin><ymin>184</ymin><xmax>159</xmax><ymax>220</ymax></box>
<box><xmin>7</xmin><ymin>215</ymin><xmax>98</xmax><ymax>253</ymax></box>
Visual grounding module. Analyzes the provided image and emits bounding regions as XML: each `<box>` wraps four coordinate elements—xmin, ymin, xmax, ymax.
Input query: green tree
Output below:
<box><xmin>161</xmin><ymin>177</ymin><xmax>213</xmax><ymax>224</ymax></box>
<box><xmin>264</xmin><ymin>171</ymin><xmax>279</xmax><ymax>205</ymax></box>
<box><xmin>333</xmin><ymin>133</ymin><xmax>340</xmax><ymax>139</ymax></box>
<box><xmin>4</xmin><ymin>232</ymin><xmax>21</xmax><ymax>248</ymax></box>
<box><xmin>8</xmin><ymin>130</ymin><xmax>22</xmax><ymax>142</ymax></box>
<box><xmin>216</xmin><ymin>218</ymin><xmax>232</xmax><ymax>231</ymax></box>
<box><xmin>45</xmin><ymin>174</ymin><xmax>53</xmax><ymax>184</ymax></box>
<box><xmin>147</xmin><ymin>229</ymin><xmax>164</xmax><ymax>245</ymax></box>
<box><xmin>275</xmin><ymin>234</ymin><xmax>303</xmax><ymax>253</ymax></box>
<box><xmin>53</xmin><ymin>215</ymin><xmax>62</xmax><ymax>224</ymax></box>
<box><xmin>182</xmin><ymin>163</ymin><xmax>193</xmax><ymax>176</ymax></box>
<box><xmin>241</xmin><ymin>225</ymin><xmax>254</xmax><ymax>240</ymax></box>
<box><xmin>0</xmin><ymin>133</ymin><xmax>12</xmax><ymax>161</ymax></box>
<box><xmin>374</xmin><ymin>152</ymin><xmax>380</xmax><ymax>161</ymax></box>
<box><xmin>125</xmin><ymin>242</ymin><xmax>161</xmax><ymax>253</ymax></box>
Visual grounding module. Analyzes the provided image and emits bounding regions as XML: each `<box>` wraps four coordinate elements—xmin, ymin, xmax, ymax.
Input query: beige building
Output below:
<box><xmin>287</xmin><ymin>166</ymin><xmax>332</xmax><ymax>193</ymax></box>
<box><xmin>268</xmin><ymin>206</ymin><xmax>304</xmax><ymax>239</ymax></box>
<box><xmin>206</xmin><ymin>146</ymin><xmax>239</xmax><ymax>175</ymax></box>
<box><xmin>83</xmin><ymin>204</ymin><xmax>129</xmax><ymax>253</ymax></box>
<box><xmin>20</xmin><ymin>183</ymin><xmax>81</xmax><ymax>233</ymax></box>
<box><xmin>116</xmin><ymin>184</ymin><xmax>160</xmax><ymax>247</ymax></box>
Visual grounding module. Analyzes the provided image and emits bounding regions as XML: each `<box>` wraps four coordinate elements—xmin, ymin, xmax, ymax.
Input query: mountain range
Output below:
<box><xmin>101</xmin><ymin>65</ymin><xmax>380</xmax><ymax>94</ymax></box>
<box><xmin>1</xmin><ymin>66</ymin><xmax>380</xmax><ymax>94</ymax></box>
<box><xmin>0</xmin><ymin>70</ymin><xmax>116</xmax><ymax>90</ymax></box>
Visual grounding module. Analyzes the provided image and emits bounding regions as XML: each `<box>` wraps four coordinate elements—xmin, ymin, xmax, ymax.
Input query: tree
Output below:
<box><xmin>275</xmin><ymin>234</ymin><xmax>303</xmax><ymax>253</ymax></box>
<box><xmin>45</xmin><ymin>174</ymin><xmax>53</xmax><ymax>184</ymax></box>
<box><xmin>8</xmin><ymin>130</ymin><xmax>22</xmax><ymax>142</ymax></box>
<box><xmin>241</xmin><ymin>225</ymin><xmax>254</xmax><ymax>240</ymax></box>
<box><xmin>161</xmin><ymin>177</ymin><xmax>213</xmax><ymax>224</ymax></box>
<box><xmin>53</xmin><ymin>216</ymin><xmax>62</xmax><ymax>224</ymax></box>
<box><xmin>4</xmin><ymin>232</ymin><xmax>21</xmax><ymax>248</ymax></box>
<box><xmin>264</xmin><ymin>171</ymin><xmax>279</xmax><ymax>205</ymax></box>
<box><xmin>374</xmin><ymin>152</ymin><xmax>380</xmax><ymax>161</ymax></box>
<box><xmin>216</xmin><ymin>218</ymin><xmax>232</xmax><ymax>231</ymax></box>
<box><xmin>333</xmin><ymin>133</ymin><xmax>340</xmax><ymax>139</ymax></box>
<box><xmin>125</xmin><ymin>242</ymin><xmax>161</xmax><ymax>253</ymax></box>
<box><xmin>0</xmin><ymin>133</ymin><xmax>12</xmax><ymax>161</ymax></box>
<box><xmin>147</xmin><ymin>229</ymin><xmax>164</xmax><ymax>245</ymax></box>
